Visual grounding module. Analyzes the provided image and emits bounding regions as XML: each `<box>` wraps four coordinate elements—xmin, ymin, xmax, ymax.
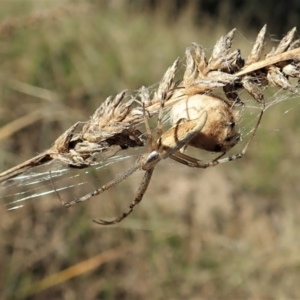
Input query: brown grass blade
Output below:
<box><xmin>17</xmin><ymin>246</ymin><xmax>131</xmax><ymax>299</ymax></box>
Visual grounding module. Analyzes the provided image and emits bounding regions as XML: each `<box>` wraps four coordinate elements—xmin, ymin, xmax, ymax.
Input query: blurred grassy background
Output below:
<box><xmin>1</xmin><ymin>1</ymin><xmax>300</xmax><ymax>299</ymax></box>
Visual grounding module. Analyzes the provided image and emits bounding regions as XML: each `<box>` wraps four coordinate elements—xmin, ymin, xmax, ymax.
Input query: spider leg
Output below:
<box><xmin>169</xmin><ymin>151</ymin><xmax>225</xmax><ymax>168</ymax></box>
<box><xmin>49</xmin><ymin>171</ymin><xmax>70</xmax><ymax>207</ymax></box>
<box><xmin>56</xmin><ymin>163</ymin><xmax>140</xmax><ymax>208</ymax></box>
<box><xmin>143</xmin><ymin>103</ymin><xmax>153</xmax><ymax>149</ymax></box>
<box><xmin>160</xmin><ymin>111</ymin><xmax>208</xmax><ymax>159</ymax></box>
<box><xmin>93</xmin><ymin>168</ymin><xmax>154</xmax><ymax>225</ymax></box>
<box><xmin>170</xmin><ymin>151</ymin><xmax>225</xmax><ymax>168</ymax></box>
<box><xmin>213</xmin><ymin>152</ymin><xmax>226</xmax><ymax>161</ymax></box>
<box><xmin>156</xmin><ymin>94</ymin><xmax>167</xmax><ymax>139</ymax></box>
<box><xmin>170</xmin><ymin>102</ymin><xmax>265</xmax><ymax>168</ymax></box>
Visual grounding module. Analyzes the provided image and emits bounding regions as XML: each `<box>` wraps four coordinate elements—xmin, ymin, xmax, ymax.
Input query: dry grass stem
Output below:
<box><xmin>18</xmin><ymin>246</ymin><xmax>131</xmax><ymax>298</ymax></box>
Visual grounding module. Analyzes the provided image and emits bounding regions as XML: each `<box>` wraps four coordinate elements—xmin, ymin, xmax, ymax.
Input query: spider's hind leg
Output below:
<box><xmin>93</xmin><ymin>168</ymin><xmax>154</xmax><ymax>225</ymax></box>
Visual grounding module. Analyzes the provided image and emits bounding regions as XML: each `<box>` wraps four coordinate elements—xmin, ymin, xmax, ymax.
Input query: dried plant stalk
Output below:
<box><xmin>1</xmin><ymin>25</ymin><xmax>300</xmax><ymax>184</ymax></box>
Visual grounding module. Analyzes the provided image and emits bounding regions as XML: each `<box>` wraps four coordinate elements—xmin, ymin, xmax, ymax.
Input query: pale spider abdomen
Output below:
<box><xmin>170</xmin><ymin>94</ymin><xmax>240</xmax><ymax>152</ymax></box>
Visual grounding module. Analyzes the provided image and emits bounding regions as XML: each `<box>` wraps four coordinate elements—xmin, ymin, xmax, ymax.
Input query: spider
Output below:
<box><xmin>55</xmin><ymin>93</ymin><xmax>265</xmax><ymax>225</ymax></box>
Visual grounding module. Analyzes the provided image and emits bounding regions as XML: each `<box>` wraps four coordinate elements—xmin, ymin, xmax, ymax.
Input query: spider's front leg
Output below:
<box><xmin>159</xmin><ymin>111</ymin><xmax>208</xmax><ymax>158</ymax></box>
<box><xmin>54</xmin><ymin>163</ymin><xmax>141</xmax><ymax>208</ymax></box>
